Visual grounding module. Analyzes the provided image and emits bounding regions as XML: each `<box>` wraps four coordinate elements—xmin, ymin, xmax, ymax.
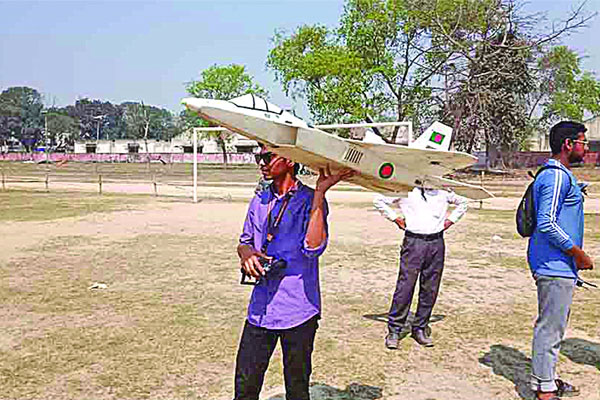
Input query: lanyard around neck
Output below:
<box><xmin>262</xmin><ymin>194</ymin><xmax>292</xmax><ymax>253</ymax></box>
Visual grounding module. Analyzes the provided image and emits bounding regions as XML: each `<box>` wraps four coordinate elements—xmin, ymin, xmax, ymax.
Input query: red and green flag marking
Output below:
<box><xmin>429</xmin><ymin>131</ymin><xmax>445</xmax><ymax>145</ymax></box>
<box><xmin>378</xmin><ymin>162</ymin><xmax>395</xmax><ymax>179</ymax></box>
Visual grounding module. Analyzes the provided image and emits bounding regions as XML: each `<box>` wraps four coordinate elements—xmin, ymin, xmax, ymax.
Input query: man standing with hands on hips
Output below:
<box><xmin>235</xmin><ymin>144</ymin><xmax>355</xmax><ymax>400</ymax></box>
<box><xmin>374</xmin><ymin>187</ymin><xmax>468</xmax><ymax>349</ymax></box>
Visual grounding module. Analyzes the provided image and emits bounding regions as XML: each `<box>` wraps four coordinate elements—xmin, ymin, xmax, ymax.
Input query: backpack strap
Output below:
<box><xmin>533</xmin><ymin>165</ymin><xmax>573</xmax><ymax>188</ymax></box>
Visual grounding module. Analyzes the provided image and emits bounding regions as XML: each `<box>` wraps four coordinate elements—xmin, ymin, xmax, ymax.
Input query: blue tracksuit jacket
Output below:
<box><xmin>527</xmin><ymin>159</ymin><xmax>584</xmax><ymax>279</ymax></box>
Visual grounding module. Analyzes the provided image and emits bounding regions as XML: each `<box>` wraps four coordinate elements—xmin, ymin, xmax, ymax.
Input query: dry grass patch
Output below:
<box><xmin>1</xmin><ymin>191</ymin><xmax>599</xmax><ymax>399</ymax></box>
<box><xmin>0</xmin><ymin>190</ymin><xmax>147</xmax><ymax>222</ymax></box>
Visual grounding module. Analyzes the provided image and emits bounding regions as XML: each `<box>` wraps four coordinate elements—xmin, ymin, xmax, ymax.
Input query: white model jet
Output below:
<box><xmin>182</xmin><ymin>94</ymin><xmax>493</xmax><ymax>199</ymax></box>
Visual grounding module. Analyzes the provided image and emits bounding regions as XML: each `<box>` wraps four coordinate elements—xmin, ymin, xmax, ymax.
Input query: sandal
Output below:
<box><xmin>555</xmin><ymin>379</ymin><xmax>580</xmax><ymax>397</ymax></box>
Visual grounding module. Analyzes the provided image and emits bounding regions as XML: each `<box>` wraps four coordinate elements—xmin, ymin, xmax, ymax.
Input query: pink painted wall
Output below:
<box><xmin>0</xmin><ymin>152</ymin><xmax>256</xmax><ymax>164</ymax></box>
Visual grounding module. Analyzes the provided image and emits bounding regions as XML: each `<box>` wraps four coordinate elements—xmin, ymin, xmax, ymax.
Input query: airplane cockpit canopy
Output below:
<box><xmin>229</xmin><ymin>94</ymin><xmax>283</xmax><ymax>115</ymax></box>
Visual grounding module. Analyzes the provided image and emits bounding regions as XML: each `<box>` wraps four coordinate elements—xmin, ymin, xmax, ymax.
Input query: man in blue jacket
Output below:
<box><xmin>528</xmin><ymin>121</ymin><xmax>594</xmax><ymax>400</ymax></box>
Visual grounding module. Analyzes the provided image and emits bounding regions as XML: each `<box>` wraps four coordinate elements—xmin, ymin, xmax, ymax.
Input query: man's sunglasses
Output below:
<box><xmin>254</xmin><ymin>152</ymin><xmax>275</xmax><ymax>164</ymax></box>
<box><xmin>573</xmin><ymin>139</ymin><xmax>589</xmax><ymax>146</ymax></box>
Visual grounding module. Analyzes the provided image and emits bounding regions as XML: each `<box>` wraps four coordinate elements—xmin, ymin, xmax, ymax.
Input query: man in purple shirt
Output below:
<box><xmin>235</xmin><ymin>146</ymin><xmax>354</xmax><ymax>400</ymax></box>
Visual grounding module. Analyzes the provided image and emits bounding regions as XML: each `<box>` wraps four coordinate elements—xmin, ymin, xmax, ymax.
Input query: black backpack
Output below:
<box><xmin>516</xmin><ymin>165</ymin><xmax>572</xmax><ymax>238</ymax></box>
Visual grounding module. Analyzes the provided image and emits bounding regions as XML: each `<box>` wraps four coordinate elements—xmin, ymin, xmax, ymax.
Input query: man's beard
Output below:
<box><xmin>568</xmin><ymin>151</ymin><xmax>584</xmax><ymax>164</ymax></box>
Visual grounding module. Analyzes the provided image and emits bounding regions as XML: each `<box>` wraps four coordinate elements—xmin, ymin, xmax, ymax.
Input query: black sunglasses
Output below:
<box><xmin>254</xmin><ymin>152</ymin><xmax>274</xmax><ymax>164</ymax></box>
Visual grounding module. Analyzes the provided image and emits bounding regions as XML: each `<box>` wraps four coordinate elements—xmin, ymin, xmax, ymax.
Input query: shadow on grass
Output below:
<box><xmin>266</xmin><ymin>382</ymin><xmax>382</xmax><ymax>400</ymax></box>
<box><xmin>479</xmin><ymin>344</ymin><xmax>534</xmax><ymax>400</ymax></box>
<box><xmin>561</xmin><ymin>338</ymin><xmax>600</xmax><ymax>370</ymax></box>
<box><xmin>362</xmin><ymin>311</ymin><xmax>445</xmax><ymax>326</ymax></box>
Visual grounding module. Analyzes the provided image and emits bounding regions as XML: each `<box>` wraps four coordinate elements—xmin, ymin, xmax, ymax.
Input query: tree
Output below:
<box><xmin>123</xmin><ymin>102</ymin><xmax>153</xmax><ymax>165</ymax></box>
<box><xmin>185</xmin><ymin>64</ymin><xmax>268</xmax><ymax>165</ymax></box>
<box><xmin>45</xmin><ymin>111</ymin><xmax>79</xmax><ymax>150</ymax></box>
<box><xmin>123</xmin><ymin>102</ymin><xmax>179</xmax><ymax>139</ymax></box>
<box><xmin>64</xmin><ymin>99</ymin><xmax>125</xmax><ymax>141</ymax></box>
<box><xmin>267</xmin><ymin>0</ymin><xmax>458</xmax><ymax>139</ymax></box>
<box><xmin>0</xmin><ymin>116</ymin><xmax>21</xmax><ymax>150</ymax></box>
<box><xmin>429</xmin><ymin>0</ymin><xmax>595</xmax><ymax>164</ymax></box>
<box><xmin>267</xmin><ymin>0</ymin><xmax>595</xmax><ymax>159</ymax></box>
<box><xmin>530</xmin><ymin>46</ymin><xmax>600</xmax><ymax>128</ymax></box>
<box><xmin>0</xmin><ymin>86</ymin><xmax>44</xmax><ymax>150</ymax></box>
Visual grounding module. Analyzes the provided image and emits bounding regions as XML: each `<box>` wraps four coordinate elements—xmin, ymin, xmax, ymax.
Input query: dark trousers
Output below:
<box><xmin>234</xmin><ymin>315</ymin><xmax>319</xmax><ymax>400</ymax></box>
<box><xmin>388</xmin><ymin>234</ymin><xmax>445</xmax><ymax>332</ymax></box>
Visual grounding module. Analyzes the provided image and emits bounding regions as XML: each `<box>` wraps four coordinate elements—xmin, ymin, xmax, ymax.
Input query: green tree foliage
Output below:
<box><xmin>0</xmin><ymin>86</ymin><xmax>44</xmax><ymax>127</ymax></box>
<box><xmin>45</xmin><ymin>111</ymin><xmax>79</xmax><ymax>150</ymax></box>
<box><xmin>0</xmin><ymin>87</ymin><xmax>181</xmax><ymax>151</ymax></box>
<box><xmin>64</xmin><ymin>99</ymin><xmax>125</xmax><ymax>141</ymax></box>
<box><xmin>268</xmin><ymin>0</ymin><xmax>595</xmax><ymax>159</ymax></box>
<box><xmin>268</xmin><ymin>0</ymin><xmax>466</xmax><ymax>139</ymax></box>
<box><xmin>63</xmin><ymin>99</ymin><xmax>178</xmax><ymax>142</ymax></box>
<box><xmin>429</xmin><ymin>0</ymin><xmax>537</xmax><ymax>155</ymax></box>
<box><xmin>186</xmin><ymin>64</ymin><xmax>267</xmax><ymax>100</ymax></box>
<box><xmin>268</xmin><ymin>24</ymin><xmax>371</xmax><ymax>123</ymax></box>
<box><xmin>185</xmin><ymin>64</ymin><xmax>268</xmax><ymax>164</ymax></box>
<box><xmin>122</xmin><ymin>102</ymin><xmax>180</xmax><ymax>142</ymax></box>
<box><xmin>531</xmin><ymin>46</ymin><xmax>600</xmax><ymax>125</ymax></box>
<box><xmin>0</xmin><ymin>87</ymin><xmax>44</xmax><ymax>149</ymax></box>
<box><xmin>0</xmin><ymin>116</ymin><xmax>20</xmax><ymax>149</ymax></box>
<box><xmin>427</xmin><ymin>1</ymin><xmax>596</xmax><ymax>162</ymax></box>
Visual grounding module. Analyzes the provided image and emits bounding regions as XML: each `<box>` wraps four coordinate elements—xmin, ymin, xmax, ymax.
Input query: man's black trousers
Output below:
<box><xmin>388</xmin><ymin>233</ymin><xmax>445</xmax><ymax>333</ymax></box>
<box><xmin>234</xmin><ymin>315</ymin><xmax>319</xmax><ymax>400</ymax></box>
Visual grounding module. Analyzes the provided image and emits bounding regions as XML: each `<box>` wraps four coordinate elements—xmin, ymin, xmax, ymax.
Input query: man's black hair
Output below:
<box><xmin>549</xmin><ymin>121</ymin><xmax>587</xmax><ymax>155</ymax></box>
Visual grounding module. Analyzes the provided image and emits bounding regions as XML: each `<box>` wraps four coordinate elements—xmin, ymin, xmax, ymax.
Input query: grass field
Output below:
<box><xmin>1</xmin><ymin>165</ymin><xmax>599</xmax><ymax>400</ymax></box>
<box><xmin>1</xmin><ymin>160</ymin><xmax>599</xmax><ymax>199</ymax></box>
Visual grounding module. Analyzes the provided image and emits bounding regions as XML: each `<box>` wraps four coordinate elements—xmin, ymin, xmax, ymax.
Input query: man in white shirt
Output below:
<box><xmin>374</xmin><ymin>187</ymin><xmax>468</xmax><ymax>348</ymax></box>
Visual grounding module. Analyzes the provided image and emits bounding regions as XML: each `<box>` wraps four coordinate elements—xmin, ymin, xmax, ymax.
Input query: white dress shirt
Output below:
<box><xmin>373</xmin><ymin>188</ymin><xmax>468</xmax><ymax>235</ymax></box>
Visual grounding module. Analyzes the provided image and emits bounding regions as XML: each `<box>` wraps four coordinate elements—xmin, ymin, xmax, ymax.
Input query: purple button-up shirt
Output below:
<box><xmin>239</xmin><ymin>181</ymin><xmax>328</xmax><ymax>329</ymax></box>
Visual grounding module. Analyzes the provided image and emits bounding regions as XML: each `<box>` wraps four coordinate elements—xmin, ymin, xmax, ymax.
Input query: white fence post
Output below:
<box><xmin>193</xmin><ymin>130</ymin><xmax>198</xmax><ymax>203</ymax></box>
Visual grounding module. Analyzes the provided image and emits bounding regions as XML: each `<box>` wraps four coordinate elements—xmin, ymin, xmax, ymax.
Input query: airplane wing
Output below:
<box><xmin>424</xmin><ymin>176</ymin><xmax>494</xmax><ymax>200</ymax></box>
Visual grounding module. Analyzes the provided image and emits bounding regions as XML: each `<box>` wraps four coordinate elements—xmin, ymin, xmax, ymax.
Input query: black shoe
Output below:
<box><xmin>411</xmin><ymin>328</ymin><xmax>434</xmax><ymax>347</ymax></box>
<box><xmin>555</xmin><ymin>379</ymin><xmax>580</xmax><ymax>397</ymax></box>
<box><xmin>385</xmin><ymin>331</ymin><xmax>400</xmax><ymax>350</ymax></box>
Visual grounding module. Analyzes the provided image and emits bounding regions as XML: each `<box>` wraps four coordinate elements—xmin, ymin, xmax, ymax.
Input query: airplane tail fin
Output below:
<box><xmin>409</xmin><ymin>122</ymin><xmax>453</xmax><ymax>151</ymax></box>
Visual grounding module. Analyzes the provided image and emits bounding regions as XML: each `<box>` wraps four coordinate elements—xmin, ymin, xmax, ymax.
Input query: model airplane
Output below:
<box><xmin>182</xmin><ymin>94</ymin><xmax>493</xmax><ymax>200</ymax></box>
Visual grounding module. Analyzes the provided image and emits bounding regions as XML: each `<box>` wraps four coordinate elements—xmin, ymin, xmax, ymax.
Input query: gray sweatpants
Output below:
<box><xmin>531</xmin><ymin>274</ymin><xmax>575</xmax><ymax>393</ymax></box>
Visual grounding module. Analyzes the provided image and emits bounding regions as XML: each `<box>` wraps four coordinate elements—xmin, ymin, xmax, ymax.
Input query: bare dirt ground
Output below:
<box><xmin>1</xmin><ymin>163</ymin><xmax>599</xmax><ymax>400</ymax></box>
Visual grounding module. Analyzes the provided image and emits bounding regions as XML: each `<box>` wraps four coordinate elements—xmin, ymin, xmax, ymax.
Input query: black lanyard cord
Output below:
<box><xmin>262</xmin><ymin>195</ymin><xmax>291</xmax><ymax>253</ymax></box>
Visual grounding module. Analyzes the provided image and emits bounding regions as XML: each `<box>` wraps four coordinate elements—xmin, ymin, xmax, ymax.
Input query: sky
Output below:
<box><xmin>1</xmin><ymin>0</ymin><xmax>599</xmax><ymax>121</ymax></box>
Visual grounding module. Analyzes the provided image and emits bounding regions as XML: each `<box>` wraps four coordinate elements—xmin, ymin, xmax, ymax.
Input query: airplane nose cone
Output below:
<box><xmin>181</xmin><ymin>97</ymin><xmax>210</xmax><ymax>111</ymax></box>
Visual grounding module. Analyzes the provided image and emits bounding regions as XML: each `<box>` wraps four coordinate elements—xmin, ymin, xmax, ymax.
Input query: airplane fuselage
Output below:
<box><xmin>183</xmin><ymin>95</ymin><xmax>493</xmax><ymax>199</ymax></box>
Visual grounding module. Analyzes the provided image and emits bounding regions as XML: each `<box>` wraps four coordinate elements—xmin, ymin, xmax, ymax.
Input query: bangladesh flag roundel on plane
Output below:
<box><xmin>429</xmin><ymin>131</ymin><xmax>445</xmax><ymax>145</ymax></box>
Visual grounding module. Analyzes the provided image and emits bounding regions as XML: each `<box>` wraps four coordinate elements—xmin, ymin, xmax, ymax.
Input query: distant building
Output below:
<box><xmin>525</xmin><ymin>117</ymin><xmax>600</xmax><ymax>152</ymax></box>
<box><xmin>525</xmin><ymin>131</ymin><xmax>550</xmax><ymax>152</ymax></box>
<box><xmin>74</xmin><ymin>130</ymin><xmax>259</xmax><ymax>154</ymax></box>
<box><xmin>584</xmin><ymin>116</ymin><xmax>600</xmax><ymax>152</ymax></box>
<box><xmin>1</xmin><ymin>137</ymin><xmax>23</xmax><ymax>153</ymax></box>
<box><xmin>74</xmin><ymin>139</ymin><xmax>175</xmax><ymax>154</ymax></box>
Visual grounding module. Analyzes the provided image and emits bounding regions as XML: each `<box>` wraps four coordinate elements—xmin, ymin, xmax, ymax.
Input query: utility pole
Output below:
<box><xmin>93</xmin><ymin>115</ymin><xmax>106</xmax><ymax>142</ymax></box>
<box><xmin>42</xmin><ymin>110</ymin><xmax>49</xmax><ymax>163</ymax></box>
